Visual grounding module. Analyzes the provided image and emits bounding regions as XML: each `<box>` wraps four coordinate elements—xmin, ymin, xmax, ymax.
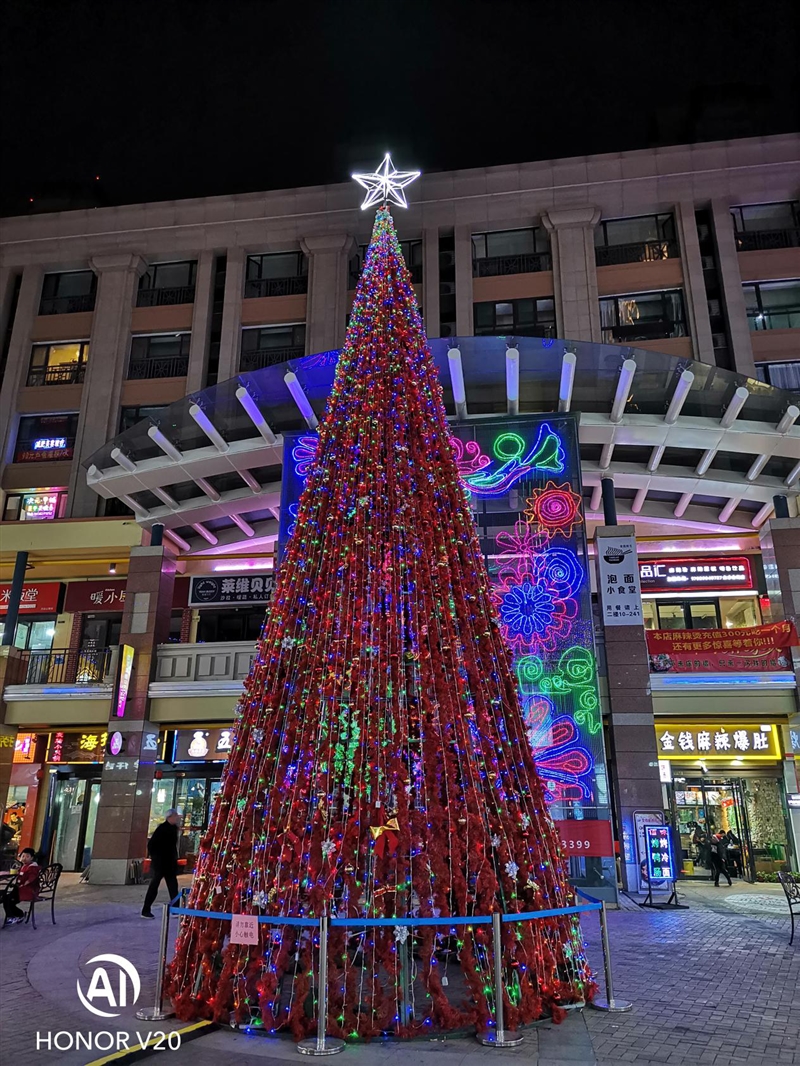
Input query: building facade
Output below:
<box><xmin>1</xmin><ymin>134</ymin><xmax>799</xmax><ymax>893</ymax></box>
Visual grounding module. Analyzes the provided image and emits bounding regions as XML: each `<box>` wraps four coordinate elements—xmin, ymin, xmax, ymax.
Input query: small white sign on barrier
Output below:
<box><xmin>230</xmin><ymin>914</ymin><xmax>259</xmax><ymax>945</ymax></box>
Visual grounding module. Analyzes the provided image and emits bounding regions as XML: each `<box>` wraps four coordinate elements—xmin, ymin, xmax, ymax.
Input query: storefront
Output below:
<box><xmin>148</xmin><ymin>725</ymin><xmax>233</xmax><ymax>870</ymax></box>
<box><xmin>39</xmin><ymin>729</ymin><xmax>107</xmax><ymax>872</ymax></box>
<box><xmin>188</xmin><ymin>573</ymin><xmax>274</xmax><ymax>643</ymax></box>
<box><xmin>656</xmin><ymin>720</ymin><xmax>794</xmax><ymax>881</ymax></box>
<box><xmin>0</xmin><ymin>582</ymin><xmax>64</xmax><ymax>666</ymax></box>
<box><xmin>639</xmin><ymin>554</ymin><xmax>764</xmax><ymax>631</ymax></box>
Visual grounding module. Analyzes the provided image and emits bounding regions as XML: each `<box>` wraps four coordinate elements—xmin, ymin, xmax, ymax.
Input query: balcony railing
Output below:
<box><xmin>473</xmin><ymin>252</ymin><xmax>552</xmax><ymax>277</ymax></box>
<box><xmin>736</xmin><ymin>228</ymin><xmax>800</xmax><ymax>252</ymax></box>
<box><xmin>747</xmin><ymin>309</ymin><xmax>800</xmax><ymax>332</ymax></box>
<box><xmin>244</xmin><ymin>276</ymin><xmax>309</xmax><ymax>299</ymax></box>
<box><xmin>20</xmin><ymin>647</ymin><xmax>112</xmax><ymax>685</ymax></box>
<box><xmin>38</xmin><ymin>293</ymin><xmax>96</xmax><ymax>315</ymax></box>
<box><xmin>602</xmin><ymin>321</ymin><xmax>683</xmax><ymax>343</ymax></box>
<box><xmin>239</xmin><ymin>345</ymin><xmax>305</xmax><ymax>372</ymax></box>
<box><xmin>150</xmin><ymin>641</ymin><xmax>256</xmax><ymax>694</ymax></box>
<box><xmin>127</xmin><ymin>355</ymin><xmax>189</xmax><ymax>380</ymax></box>
<box><xmin>26</xmin><ymin>363</ymin><xmax>87</xmax><ymax>387</ymax></box>
<box><xmin>595</xmin><ymin>240</ymin><xmax>678</xmax><ymax>267</ymax></box>
<box><xmin>136</xmin><ymin>285</ymin><xmax>196</xmax><ymax>307</ymax></box>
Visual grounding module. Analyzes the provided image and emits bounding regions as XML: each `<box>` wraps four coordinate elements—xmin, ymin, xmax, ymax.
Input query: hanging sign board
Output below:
<box><xmin>647</xmin><ymin>620</ymin><xmax>797</xmax><ymax>673</ymax></box>
<box><xmin>639</xmin><ymin>555</ymin><xmax>754</xmax><ymax>593</ymax></box>
<box><xmin>114</xmin><ymin>645</ymin><xmax>135</xmax><ymax>718</ymax></box>
<box><xmin>596</xmin><ymin>535</ymin><xmax>643</xmax><ymax>626</ymax></box>
<box><xmin>230</xmin><ymin>914</ymin><xmax>259</xmax><ymax>945</ymax></box>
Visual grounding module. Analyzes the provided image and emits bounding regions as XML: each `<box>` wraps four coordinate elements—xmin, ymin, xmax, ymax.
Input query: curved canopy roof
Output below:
<box><xmin>85</xmin><ymin>336</ymin><xmax>800</xmax><ymax>554</ymax></box>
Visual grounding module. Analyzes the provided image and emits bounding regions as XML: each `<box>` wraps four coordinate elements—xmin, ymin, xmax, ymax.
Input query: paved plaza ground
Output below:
<box><xmin>0</xmin><ymin>875</ymin><xmax>797</xmax><ymax>1066</ymax></box>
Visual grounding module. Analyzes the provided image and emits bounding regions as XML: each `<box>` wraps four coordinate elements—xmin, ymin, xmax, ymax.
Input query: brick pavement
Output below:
<box><xmin>0</xmin><ymin>877</ymin><xmax>796</xmax><ymax>1066</ymax></box>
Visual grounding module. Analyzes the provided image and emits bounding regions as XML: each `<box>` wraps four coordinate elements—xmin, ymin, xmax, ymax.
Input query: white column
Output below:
<box><xmin>454</xmin><ymin>225</ymin><xmax>473</xmax><ymax>336</ymax></box>
<box><xmin>216</xmin><ymin>249</ymin><xmax>244</xmax><ymax>384</ymax></box>
<box><xmin>710</xmin><ymin>198</ymin><xmax>756</xmax><ymax>378</ymax></box>
<box><xmin>422</xmin><ymin>227</ymin><xmax>440</xmax><ymax>338</ymax></box>
<box><xmin>186</xmin><ymin>250</ymin><xmax>215</xmax><ymax>393</ymax></box>
<box><xmin>67</xmin><ymin>254</ymin><xmax>144</xmax><ymax>516</ymax></box>
<box><xmin>542</xmin><ymin>207</ymin><xmax>602</xmax><ymax>342</ymax></box>
<box><xmin>300</xmin><ymin>234</ymin><xmax>355</xmax><ymax>354</ymax></box>
<box><xmin>675</xmin><ymin>200</ymin><xmax>715</xmax><ymax>364</ymax></box>
<box><xmin>0</xmin><ymin>265</ymin><xmax>43</xmax><ymax>470</ymax></box>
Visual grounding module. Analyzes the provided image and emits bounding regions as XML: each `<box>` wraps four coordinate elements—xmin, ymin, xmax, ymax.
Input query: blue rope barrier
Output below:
<box><xmin>169</xmin><ymin>900</ymin><xmax>600</xmax><ymax>927</ymax></box>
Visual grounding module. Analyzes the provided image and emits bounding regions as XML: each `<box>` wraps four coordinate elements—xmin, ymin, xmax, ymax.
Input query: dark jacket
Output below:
<box><xmin>147</xmin><ymin>821</ymin><xmax>179</xmax><ymax>872</ymax></box>
<box><xmin>714</xmin><ymin>837</ymin><xmax>729</xmax><ymax>863</ymax></box>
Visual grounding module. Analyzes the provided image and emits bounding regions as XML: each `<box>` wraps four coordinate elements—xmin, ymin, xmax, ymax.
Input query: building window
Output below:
<box><xmin>119</xmin><ymin>405</ymin><xmax>170</xmax><ymax>434</ymax></box>
<box><xmin>39</xmin><ymin>271</ymin><xmax>96</xmax><ymax>315</ymax></box>
<box><xmin>599</xmin><ymin>289</ymin><xmax>687</xmax><ymax>343</ymax></box>
<box><xmin>244</xmin><ymin>252</ymin><xmax>308</xmax><ymax>298</ymax></box>
<box><xmin>595</xmin><ymin>214</ymin><xmax>678</xmax><ymax>266</ymax></box>
<box><xmin>472</xmin><ymin>228</ymin><xmax>551</xmax><ymax>277</ymax></box>
<box><xmin>239</xmin><ymin>324</ymin><xmax>306</xmax><ymax>372</ymax></box>
<box><xmin>732</xmin><ymin>201</ymin><xmax>800</xmax><ymax>251</ymax></box>
<box><xmin>755</xmin><ymin>362</ymin><xmax>800</xmax><ymax>391</ymax></box>
<box><xmin>137</xmin><ymin>261</ymin><xmax>197</xmax><ymax>306</ymax></box>
<box><xmin>127</xmin><ymin>333</ymin><xmax>190</xmax><ymax>380</ymax></box>
<box><xmin>2</xmin><ymin>490</ymin><xmax>69</xmax><ymax>522</ymax></box>
<box><xmin>743</xmin><ymin>280</ymin><xmax>800</xmax><ymax>331</ymax></box>
<box><xmin>642</xmin><ymin>598</ymin><xmax>761</xmax><ymax>631</ymax></box>
<box><xmin>350</xmin><ymin>240</ymin><xmax>423</xmax><ymax>285</ymax></box>
<box><xmin>473</xmin><ymin>298</ymin><xmax>555</xmax><ymax>338</ymax></box>
<box><xmin>26</xmin><ymin>342</ymin><xmax>89</xmax><ymax>387</ymax></box>
<box><xmin>14</xmin><ymin>413</ymin><xmax>79</xmax><ymax>463</ymax></box>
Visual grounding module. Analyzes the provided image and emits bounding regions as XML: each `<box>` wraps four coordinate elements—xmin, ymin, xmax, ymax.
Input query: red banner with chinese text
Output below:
<box><xmin>647</xmin><ymin>620</ymin><xmax>798</xmax><ymax>672</ymax></box>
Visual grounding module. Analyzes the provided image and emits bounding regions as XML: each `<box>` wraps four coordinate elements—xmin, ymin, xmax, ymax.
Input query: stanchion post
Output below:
<box><xmin>297</xmin><ymin>913</ymin><xmax>345</xmax><ymax>1056</ymax></box>
<box><xmin>590</xmin><ymin>902</ymin><xmax>632</xmax><ymax>1012</ymax></box>
<box><xmin>136</xmin><ymin>901</ymin><xmax>176</xmax><ymax>1021</ymax></box>
<box><xmin>477</xmin><ymin>914</ymin><xmax>523</xmax><ymax>1047</ymax></box>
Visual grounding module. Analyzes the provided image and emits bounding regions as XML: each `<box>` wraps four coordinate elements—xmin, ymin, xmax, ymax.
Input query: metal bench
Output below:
<box><xmin>777</xmin><ymin>871</ymin><xmax>800</xmax><ymax>945</ymax></box>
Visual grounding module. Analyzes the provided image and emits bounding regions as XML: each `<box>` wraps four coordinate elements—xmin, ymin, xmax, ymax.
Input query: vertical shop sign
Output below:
<box><xmin>597</xmin><ymin>534</ymin><xmax>643</xmax><ymax>625</ymax></box>
<box><xmin>114</xmin><ymin>645</ymin><xmax>135</xmax><ymax>718</ymax></box>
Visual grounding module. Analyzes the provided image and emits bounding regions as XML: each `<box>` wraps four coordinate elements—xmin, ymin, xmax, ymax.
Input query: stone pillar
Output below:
<box><xmin>542</xmin><ymin>207</ymin><xmax>602</xmax><ymax>342</ymax></box>
<box><xmin>186</xmin><ymin>250</ymin><xmax>215</xmax><ymax>393</ymax></box>
<box><xmin>710</xmin><ymin>198</ymin><xmax>755</xmax><ymax>378</ymax></box>
<box><xmin>595</xmin><ymin>524</ymin><xmax>664</xmax><ymax>893</ymax></box>
<box><xmin>300</xmin><ymin>234</ymin><xmax>355</xmax><ymax>354</ymax></box>
<box><xmin>758</xmin><ymin>516</ymin><xmax>800</xmax><ymax>866</ymax></box>
<box><xmin>89</xmin><ymin>545</ymin><xmax>176</xmax><ymax>884</ymax></box>
<box><xmin>675</xmin><ymin>200</ymin><xmax>715</xmax><ymax>364</ymax></box>
<box><xmin>67</xmin><ymin>254</ymin><xmax>145</xmax><ymax>517</ymax></box>
<box><xmin>216</xmin><ymin>249</ymin><xmax>244</xmax><ymax>383</ymax></box>
<box><xmin>0</xmin><ymin>265</ymin><xmax>43</xmax><ymax>471</ymax></box>
<box><xmin>453</xmin><ymin>225</ymin><xmax>473</xmax><ymax>337</ymax></box>
<box><xmin>422</xmin><ymin>227</ymin><xmax>440</xmax><ymax>338</ymax></box>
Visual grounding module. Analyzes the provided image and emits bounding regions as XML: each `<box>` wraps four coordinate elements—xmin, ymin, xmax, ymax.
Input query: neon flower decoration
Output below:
<box><xmin>500</xmin><ymin>582</ymin><xmax>555</xmax><ymax>639</ymax></box>
<box><xmin>463</xmin><ymin>425</ymin><xmax>565</xmax><ymax>497</ymax></box>
<box><xmin>525</xmin><ymin>481</ymin><xmax>583</xmax><ymax>538</ymax></box>
<box><xmin>448</xmin><ymin>437</ymin><xmax>491</xmax><ymax>477</ymax></box>
<box><xmin>291</xmin><ymin>436</ymin><xmax>319</xmax><ymax>478</ymax></box>
<box><xmin>530</xmin><ymin>715</ymin><xmax>593</xmax><ymax>802</ymax></box>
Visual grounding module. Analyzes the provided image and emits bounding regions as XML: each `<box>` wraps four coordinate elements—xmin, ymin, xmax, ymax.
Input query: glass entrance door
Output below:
<box><xmin>52</xmin><ymin>778</ymin><xmax>87</xmax><ymax>870</ymax></box>
<box><xmin>672</xmin><ymin>777</ymin><xmax>753</xmax><ymax>881</ymax></box>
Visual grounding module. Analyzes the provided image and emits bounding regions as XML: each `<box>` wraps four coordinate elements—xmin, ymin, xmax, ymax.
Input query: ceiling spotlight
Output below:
<box><xmin>109</xmin><ymin>562</ymin><xmax>117</xmax><ymax>574</ymax></box>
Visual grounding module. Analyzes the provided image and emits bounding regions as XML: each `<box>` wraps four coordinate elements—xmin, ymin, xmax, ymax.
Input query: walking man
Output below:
<box><xmin>710</xmin><ymin>832</ymin><xmax>732</xmax><ymax>887</ymax></box>
<box><xmin>141</xmin><ymin>809</ymin><xmax>181</xmax><ymax>918</ymax></box>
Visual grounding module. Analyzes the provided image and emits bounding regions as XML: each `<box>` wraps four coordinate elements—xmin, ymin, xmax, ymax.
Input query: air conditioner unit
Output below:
<box><xmin>701</xmin><ymin>255</ymin><xmax>715</xmax><ymax>270</ymax></box>
<box><xmin>706</xmin><ymin>299</ymin><xmax>721</xmax><ymax>317</ymax></box>
<box><xmin>439</xmin><ymin>252</ymin><xmax>456</xmax><ymax>270</ymax></box>
<box><xmin>712</xmin><ymin>333</ymin><xmax>727</xmax><ymax>349</ymax></box>
<box><xmin>439</xmin><ymin>282</ymin><xmax>456</xmax><ymax>297</ymax></box>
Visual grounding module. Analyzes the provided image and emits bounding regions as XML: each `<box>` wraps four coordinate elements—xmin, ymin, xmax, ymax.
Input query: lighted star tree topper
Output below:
<box><xmin>165</xmin><ymin>165</ymin><xmax>593</xmax><ymax>1039</ymax></box>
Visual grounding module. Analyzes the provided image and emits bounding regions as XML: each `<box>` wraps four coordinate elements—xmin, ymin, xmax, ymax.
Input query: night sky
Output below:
<box><xmin>1</xmin><ymin>0</ymin><xmax>797</xmax><ymax>216</ymax></box>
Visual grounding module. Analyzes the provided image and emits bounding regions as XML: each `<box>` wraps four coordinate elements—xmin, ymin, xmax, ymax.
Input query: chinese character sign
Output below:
<box><xmin>639</xmin><ymin>556</ymin><xmax>753</xmax><ymax>593</ymax></box>
<box><xmin>188</xmin><ymin>574</ymin><xmax>274</xmax><ymax>607</ymax></box>
<box><xmin>596</xmin><ymin>534</ymin><xmax>643</xmax><ymax>626</ymax></box>
<box><xmin>644</xmin><ymin>825</ymin><xmax>675</xmax><ymax>883</ymax></box>
<box><xmin>656</xmin><ymin>723</ymin><xmax>779</xmax><ymax>760</ymax></box>
<box><xmin>647</xmin><ymin>620</ymin><xmax>797</xmax><ymax>673</ymax></box>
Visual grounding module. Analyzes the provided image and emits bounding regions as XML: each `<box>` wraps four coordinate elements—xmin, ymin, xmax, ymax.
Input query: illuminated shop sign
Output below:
<box><xmin>13</xmin><ymin>733</ymin><xmax>37</xmax><ymax>764</ymax></box>
<box><xmin>656</xmin><ymin>722</ymin><xmax>780</xmax><ymax>760</ymax></box>
<box><xmin>114</xmin><ymin>645</ymin><xmax>135</xmax><ymax>718</ymax></box>
<box><xmin>173</xmin><ymin>727</ymin><xmax>235</xmax><ymax>762</ymax></box>
<box><xmin>33</xmin><ymin>437</ymin><xmax>67</xmax><ymax>451</ymax></box>
<box><xmin>188</xmin><ymin>574</ymin><xmax>274</xmax><ymax>608</ymax></box>
<box><xmin>644</xmin><ymin>824</ymin><xmax>676</xmax><ymax>883</ymax></box>
<box><xmin>21</xmin><ymin>493</ymin><xmax>59</xmax><ymax>520</ymax></box>
<box><xmin>64</xmin><ymin>580</ymin><xmax>126</xmax><ymax>613</ymax></box>
<box><xmin>47</xmin><ymin>731</ymin><xmax>108</xmax><ymax>763</ymax></box>
<box><xmin>0</xmin><ymin>582</ymin><xmax>63</xmax><ymax>615</ymax></box>
<box><xmin>639</xmin><ymin>555</ymin><xmax>753</xmax><ymax>593</ymax></box>
<box><xmin>787</xmin><ymin>793</ymin><xmax>800</xmax><ymax>809</ymax></box>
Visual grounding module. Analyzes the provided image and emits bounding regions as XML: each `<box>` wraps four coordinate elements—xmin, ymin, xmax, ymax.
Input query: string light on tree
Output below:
<box><xmin>165</xmin><ymin>165</ymin><xmax>592</xmax><ymax>1039</ymax></box>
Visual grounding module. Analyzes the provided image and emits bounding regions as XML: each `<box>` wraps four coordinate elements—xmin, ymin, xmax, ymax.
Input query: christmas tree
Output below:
<box><xmin>166</xmin><ymin>190</ymin><xmax>593</xmax><ymax>1038</ymax></box>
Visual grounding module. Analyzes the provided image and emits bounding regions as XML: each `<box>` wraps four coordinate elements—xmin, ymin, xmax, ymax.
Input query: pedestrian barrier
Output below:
<box><xmin>143</xmin><ymin>890</ymin><xmax>628</xmax><ymax>1055</ymax></box>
